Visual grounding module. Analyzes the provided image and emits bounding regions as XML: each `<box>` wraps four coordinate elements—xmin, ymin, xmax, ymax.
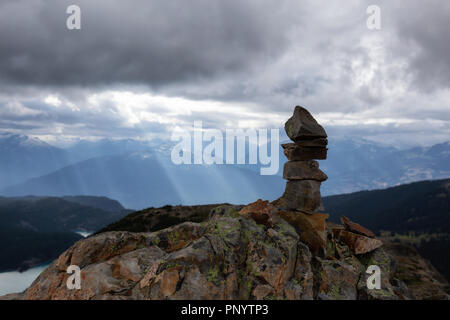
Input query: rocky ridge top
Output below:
<box><xmin>2</xmin><ymin>203</ymin><xmax>411</xmax><ymax>300</ymax></box>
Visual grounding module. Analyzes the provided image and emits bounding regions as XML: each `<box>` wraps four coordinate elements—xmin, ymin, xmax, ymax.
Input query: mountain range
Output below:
<box><xmin>0</xmin><ymin>133</ymin><xmax>70</xmax><ymax>189</ymax></box>
<box><xmin>0</xmin><ymin>132</ymin><xmax>449</xmax><ymax>209</ymax></box>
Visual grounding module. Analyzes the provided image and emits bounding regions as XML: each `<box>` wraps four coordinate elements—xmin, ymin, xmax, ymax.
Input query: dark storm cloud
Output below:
<box><xmin>0</xmin><ymin>0</ymin><xmax>448</xmax><ymax>147</ymax></box>
<box><xmin>0</xmin><ymin>0</ymin><xmax>294</xmax><ymax>87</ymax></box>
<box><xmin>389</xmin><ymin>0</ymin><xmax>450</xmax><ymax>91</ymax></box>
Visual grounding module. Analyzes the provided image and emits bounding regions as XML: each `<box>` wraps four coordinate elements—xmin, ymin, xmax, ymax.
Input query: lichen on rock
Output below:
<box><xmin>5</xmin><ymin>203</ymin><xmax>411</xmax><ymax>301</ymax></box>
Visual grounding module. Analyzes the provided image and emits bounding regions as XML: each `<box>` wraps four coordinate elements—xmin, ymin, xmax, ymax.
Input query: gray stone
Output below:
<box><xmin>291</xmin><ymin>138</ymin><xmax>328</xmax><ymax>147</ymax></box>
<box><xmin>283</xmin><ymin>160</ymin><xmax>328</xmax><ymax>181</ymax></box>
<box><xmin>314</xmin><ymin>257</ymin><xmax>361</xmax><ymax>300</ymax></box>
<box><xmin>282</xmin><ymin>143</ymin><xmax>327</xmax><ymax>160</ymax></box>
<box><xmin>284</xmin><ymin>106</ymin><xmax>327</xmax><ymax>141</ymax></box>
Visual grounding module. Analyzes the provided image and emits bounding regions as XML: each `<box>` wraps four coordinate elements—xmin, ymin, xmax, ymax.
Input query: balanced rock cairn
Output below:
<box><xmin>241</xmin><ymin>106</ymin><xmax>382</xmax><ymax>257</ymax></box>
<box><xmin>273</xmin><ymin>106</ymin><xmax>382</xmax><ymax>256</ymax></box>
<box><xmin>273</xmin><ymin>106</ymin><xmax>328</xmax><ymax>213</ymax></box>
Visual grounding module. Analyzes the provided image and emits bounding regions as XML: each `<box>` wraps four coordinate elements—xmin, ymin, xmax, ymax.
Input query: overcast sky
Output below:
<box><xmin>0</xmin><ymin>0</ymin><xmax>449</xmax><ymax>147</ymax></box>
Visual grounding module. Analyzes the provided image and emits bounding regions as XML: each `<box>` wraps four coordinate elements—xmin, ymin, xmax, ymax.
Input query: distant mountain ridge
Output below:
<box><xmin>0</xmin><ymin>132</ymin><xmax>449</xmax><ymax>209</ymax></box>
<box><xmin>0</xmin><ymin>195</ymin><xmax>131</xmax><ymax>272</ymax></box>
<box><xmin>0</xmin><ymin>133</ymin><xmax>70</xmax><ymax>188</ymax></box>
<box><xmin>320</xmin><ymin>140</ymin><xmax>450</xmax><ymax>195</ymax></box>
<box><xmin>65</xmin><ymin>138</ymin><xmax>156</xmax><ymax>162</ymax></box>
<box><xmin>323</xmin><ymin>178</ymin><xmax>450</xmax><ymax>233</ymax></box>
<box><xmin>0</xmin><ymin>195</ymin><xmax>131</xmax><ymax>233</ymax></box>
<box><xmin>61</xmin><ymin>196</ymin><xmax>127</xmax><ymax>213</ymax></box>
<box><xmin>1</xmin><ymin>152</ymin><xmax>284</xmax><ymax>209</ymax></box>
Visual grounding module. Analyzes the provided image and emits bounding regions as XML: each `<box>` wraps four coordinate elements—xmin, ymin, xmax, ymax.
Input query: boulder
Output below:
<box><xmin>335</xmin><ymin>230</ymin><xmax>383</xmax><ymax>255</ymax></box>
<box><xmin>341</xmin><ymin>216</ymin><xmax>375</xmax><ymax>238</ymax></box>
<box><xmin>282</xmin><ymin>143</ymin><xmax>327</xmax><ymax>160</ymax></box>
<box><xmin>239</xmin><ymin>199</ymin><xmax>280</xmax><ymax>227</ymax></box>
<box><xmin>283</xmin><ymin>160</ymin><xmax>328</xmax><ymax>182</ymax></box>
<box><xmin>284</xmin><ymin>106</ymin><xmax>327</xmax><ymax>142</ymax></box>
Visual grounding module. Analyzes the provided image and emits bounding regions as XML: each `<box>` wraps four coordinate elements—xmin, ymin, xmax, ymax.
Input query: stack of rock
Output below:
<box><xmin>271</xmin><ymin>106</ymin><xmax>329</xmax><ymax>255</ymax></box>
<box><xmin>272</xmin><ymin>106</ymin><xmax>383</xmax><ymax>257</ymax></box>
<box><xmin>273</xmin><ymin>106</ymin><xmax>328</xmax><ymax>213</ymax></box>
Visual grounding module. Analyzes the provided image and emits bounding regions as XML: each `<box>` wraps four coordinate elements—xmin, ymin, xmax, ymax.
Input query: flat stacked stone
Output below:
<box><xmin>282</xmin><ymin>160</ymin><xmax>327</xmax><ymax>181</ymax></box>
<box><xmin>282</xmin><ymin>143</ymin><xmax>327</xmax><ymax>161</ymax></box>
<box><xmin>273</xmin><ymin>106</ymin><xmax>328</xmax><ymax>213</ymax></box>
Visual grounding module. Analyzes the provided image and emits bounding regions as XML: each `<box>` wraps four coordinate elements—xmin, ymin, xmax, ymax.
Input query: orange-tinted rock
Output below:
<box><xmin>283</xmin><ymin>160</ymin><xmax>328</xmax><ymax>181</ymax></box>
<box><xmin>273</xmin><ymin>180</ymin><xmax>323</xmax><ymax>212</ymax></box>
<box><xmin>327</xmin><ymin>221</ymin><xmax>344</xmax><ymax>232</ymax></box>
<box><xmin>239</xmin><ymin>199</ymin><xmax>279</xmax><ymax>227</ymax></box>
<box><xmin>279</xmin><ymin>211</ymin><xmax>329</xmax><ymax>255</ymax></box>
<box><xmin>341</xmin><ymin>216</ymin><xmax>375</xmax><ymax>238</ymax></box>
<box><xmin>252</xmin><ymin>284</ymin><xmax>273</xmax><ymax>300</ymax></box>
<box><xmin>153</xmin><ymin>268</ymin><xmax>180</xmax><ymax>298</ymax></box>
<box><xmin>224</xmin><ymin>273</ymin><xmax>239</xmax><ymax>299</ymax></box>
<box><xmin>337</xmin><ymin>230</ymin><xmax>382</xmax><ymax>255</ymax></box>
<box><xmin>0</xmin><ymin>293</ymin><xmax>24</xmax><ymax>300</ymax></box>
<box><xmin>170</xmin><ymin>266</ymin><xmax>225</xmax><ymax>300</ymax></box>
<box><xmin>140</xmin><ymin>259</ymin><xmax>162</xmax><ymax>289</ymax></box>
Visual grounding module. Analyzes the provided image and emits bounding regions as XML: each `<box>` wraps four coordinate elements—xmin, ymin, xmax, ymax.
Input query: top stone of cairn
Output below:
<box><xmin>285</xmin><ymin>106</ymin><xmax>327</xmax><ymax>142</ymax></box>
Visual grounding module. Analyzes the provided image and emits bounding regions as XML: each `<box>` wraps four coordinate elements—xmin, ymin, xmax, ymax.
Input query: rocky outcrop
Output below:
<box><xmin>3</xmin><ymin>203</ymin><xmax>410</xmax><ymax>300</ymax></box>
